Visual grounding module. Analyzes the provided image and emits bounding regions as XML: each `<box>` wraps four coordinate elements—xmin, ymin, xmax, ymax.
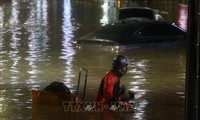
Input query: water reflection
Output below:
<box><xmin>100</xmin><ymin>0</ymin><xmax>118</xmax><ymax>25</ymax></box>
<box><xmin>25</xmin><ymin>0</ymin><xmax>49</xmax><ymax>87</ymax></box>
<box><xmin>178</xmin><ymin>3</ymin><xmax>188</xmax><ymax>30</ymax></box>
<box><xmin>129</xmin><ymin>58</ymin><xmax>148</xmax><ymax>119</ymax></box>
<box><xmin>8</xmin><ymin>1</ymin><xmax>19</xmax><ymax>85</ymax></box>
<box><xmin>60</xmin><ymin>0</ymin><xmax>76</xmax><ymax>89</ymax></box>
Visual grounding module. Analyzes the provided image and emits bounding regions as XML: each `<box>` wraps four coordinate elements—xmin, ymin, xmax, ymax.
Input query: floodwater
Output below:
<box><xmin>0</xmin><ymin>0</ymin><xmax>187</xmax><ymax>120</ymax></box>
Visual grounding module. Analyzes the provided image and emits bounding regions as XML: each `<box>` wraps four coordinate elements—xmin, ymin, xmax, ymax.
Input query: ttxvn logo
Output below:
<box><xmin>63</xmin><ymin>101</ymin><xmax>134</xmax><ymax>112</ymax></box>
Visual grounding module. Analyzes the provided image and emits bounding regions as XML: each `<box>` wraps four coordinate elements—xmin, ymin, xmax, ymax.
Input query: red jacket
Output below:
<box><xmin>96</xmin><ymin>70</ymin><xmax>121</xmax><ymax>105</ymax></box>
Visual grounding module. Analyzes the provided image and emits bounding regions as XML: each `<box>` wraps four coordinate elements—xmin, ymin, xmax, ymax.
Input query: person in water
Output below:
<box><xmin>96</xmin><ymin>54</ymin><xmax>129</xmax><ymax>105</ymax></box>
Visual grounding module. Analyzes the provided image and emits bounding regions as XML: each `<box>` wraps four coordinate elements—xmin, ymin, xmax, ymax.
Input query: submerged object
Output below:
<box><xmin>31</xmin><ymin>68</ymin><xmax>88</xmax><ymax>105</ymax></box>
<box><xmin>77</xmin><ymin>18</ymin><xmax>186</xmax><ymax>47</ymax></box>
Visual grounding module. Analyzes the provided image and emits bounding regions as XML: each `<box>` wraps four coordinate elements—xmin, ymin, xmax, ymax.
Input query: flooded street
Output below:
<box><xmin>0</xmin><ymin>0</ymin><xmax>187</xmax><ymax>120</ymax></box>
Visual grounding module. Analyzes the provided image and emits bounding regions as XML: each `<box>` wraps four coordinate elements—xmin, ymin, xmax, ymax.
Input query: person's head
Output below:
<box><xmin>112</xmin><ymin>55</ymin><xmax>129</xmax><ymax>77</ymax></box>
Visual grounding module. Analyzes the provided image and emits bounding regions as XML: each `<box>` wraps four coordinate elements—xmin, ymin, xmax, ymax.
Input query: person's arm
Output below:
<box><xmin>103</xmin><ymin>75</ymin><xmax>116</xmax><ymax>104</ymax></box>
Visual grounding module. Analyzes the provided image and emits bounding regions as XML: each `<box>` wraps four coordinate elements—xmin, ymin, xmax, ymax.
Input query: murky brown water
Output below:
<box><xmin>0</xmin><ymin>0</ymin><xmax>187</xmax><ymax>120</ymax></box>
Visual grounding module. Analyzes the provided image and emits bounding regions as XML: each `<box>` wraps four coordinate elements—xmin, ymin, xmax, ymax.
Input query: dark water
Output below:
<box><xmin>0</xmin><ymin>0</ymin><xmax>187</xmax><ymax>120</ymax></box>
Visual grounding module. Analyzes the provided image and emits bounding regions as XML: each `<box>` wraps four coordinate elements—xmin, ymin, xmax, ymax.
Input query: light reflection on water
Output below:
<box><xmin>61</xmin><ymin>0</ymin><xmax>76</xmax><ymax>89</ymax></box>
<box><xmin>25</xmin><ymin>0</ymin><xmax>49</xmax><ymax>87</ymax></box>
<box><xmin>0</xmin><ymin>0</ymin><xmax>186</xmax><ymax>120</ymax></box>
<box><xmin>128</xmin><ymin>58</ymin><xmax>148</xmax><ymax>119</ymax></box>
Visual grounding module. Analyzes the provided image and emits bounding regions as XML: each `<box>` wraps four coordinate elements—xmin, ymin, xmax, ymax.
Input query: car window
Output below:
<box><xmin>137</xmin><ymin>23</ymin><xmax>185</xmax><ymax>36</ymax></box>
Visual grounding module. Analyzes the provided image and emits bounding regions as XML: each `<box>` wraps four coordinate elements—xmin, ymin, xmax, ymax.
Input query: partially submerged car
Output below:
<box><xmin>118</xmin><ymin>7</ymin><xmax>165</xmax><ymax>21</ymax></box>
<box><xmin>77</xmin><ymin>18</ymin><xmax>186</xmax><ymax>46</ymax></box>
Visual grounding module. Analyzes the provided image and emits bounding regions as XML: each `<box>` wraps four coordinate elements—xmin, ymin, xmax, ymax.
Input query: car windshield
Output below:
<box><xmin>89</xmin><ymin>24</ymin><xmax>134</xmax><ymax>36</ymax></box>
